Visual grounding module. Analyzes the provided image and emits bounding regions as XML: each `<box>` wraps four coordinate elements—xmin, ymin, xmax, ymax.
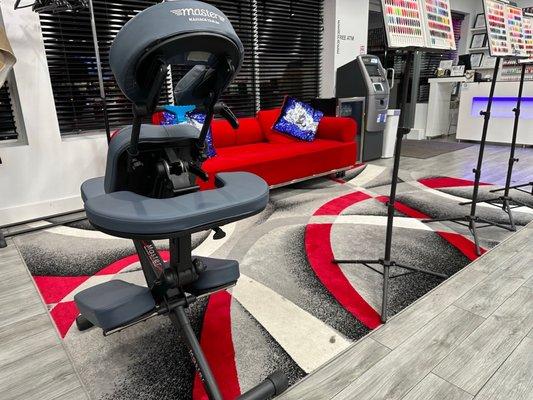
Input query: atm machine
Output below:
<box><xmin>336</xmin><ymin>55</ymin><xmax>391</xmax><ymax>161</ymax></box>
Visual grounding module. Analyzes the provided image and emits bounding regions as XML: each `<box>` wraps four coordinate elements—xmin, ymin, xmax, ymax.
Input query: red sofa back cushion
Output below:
<box><xmin>211</xmin><ymin>117</ymin><xmax>265</xmax><ymax>148</ymax></box>
<box><xmin>257</xmin><ymin>108</ymin><xmax>300</xmax><ymax>144</ymax></box>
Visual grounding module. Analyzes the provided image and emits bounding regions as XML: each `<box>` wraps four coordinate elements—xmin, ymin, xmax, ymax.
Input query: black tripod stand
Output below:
<box><xmin>423</xmin><ymin>57</ymin><xmax>514</xmax><ymax>255</ymax></box>
<box><xmin>334</xmin><ymin>51</ymin><xmax>447</xmax><ymax>323</ymax></box>
<box><xmin>460</xmin><ymin>62</ymin><xmax>533</xmax><ymax>231</ymax></box>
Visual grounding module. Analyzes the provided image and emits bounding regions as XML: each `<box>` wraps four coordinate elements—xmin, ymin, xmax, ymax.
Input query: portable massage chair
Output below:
<box><xmin>73</xmin><ymin>1</ymin><xmax>288</xmax><ymax>399</ymax></box>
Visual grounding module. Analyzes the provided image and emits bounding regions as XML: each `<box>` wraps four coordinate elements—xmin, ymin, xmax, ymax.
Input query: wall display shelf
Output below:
<box><xmin>500</xmin><ymin>59</ymin><xmax>533</xmax><ymax>81</ymax></box>
<box><xmin>467</xmin><ymin>12</ymin><xmax>492</xmax><ymax>77</ymax></box>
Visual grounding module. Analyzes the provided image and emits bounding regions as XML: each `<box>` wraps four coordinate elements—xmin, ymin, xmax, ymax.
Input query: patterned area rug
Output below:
<box><xmin>14</xmin><ymin>165</ymin><xmax>533</xmax><ymax>400</ymax></box>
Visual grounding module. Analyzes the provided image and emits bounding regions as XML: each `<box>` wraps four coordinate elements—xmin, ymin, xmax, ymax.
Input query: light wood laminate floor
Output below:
<box><xmin>0</xmin><ymin>241</ymin><xmax>89</xmax><ymax>400</ymax></box>
<box><xmin>1</xmin><ymin>142</ymin><xmax>532</xmax><ymax>399</ymax></box>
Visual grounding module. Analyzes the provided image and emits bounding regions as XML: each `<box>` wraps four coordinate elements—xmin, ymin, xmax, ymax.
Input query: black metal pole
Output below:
<box><xmin>383</xmin><ymin>51</ymin><xmax>412</xmax><ymax>263</ymax></box>
<box><xmin>468</xmin><ymin>57</ymin><xmax>501</xmax><ymax>221</ymax></box>
<box><xmin>88</xmin><ymin>0</ymin><xmax>111</xmax><ymax>143</ymax></box>
<box><xmin>169</xmin><ymin>306</ymin><xmax>223</xmax><ymax>400</ymax></box>
<box><xmin>503</xmin><ymin>63</ymin><xmax>526</xmax><ymax>200</ymax></box>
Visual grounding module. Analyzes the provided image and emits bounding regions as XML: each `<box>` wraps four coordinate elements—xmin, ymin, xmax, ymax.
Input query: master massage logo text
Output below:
<box><xmin>171</xmin><ymin>8</ymin><xmax>225</xmax><ymax>24</ymax></box>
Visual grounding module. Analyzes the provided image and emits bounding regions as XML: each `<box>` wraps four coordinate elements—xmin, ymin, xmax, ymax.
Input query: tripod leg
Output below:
<box><xmin>0</xmin><ymin>230</ymin><xmax>6</xmax><ymax>248</ymax></box>
<box><xmin>169</xmin><ymin>306</ymin><xmax>223</xmax><ymax>400</ymax></box>
<box><xmin>394</xmin><ymin>263</ymin><xmax>448</xmax><ymax>279</ymax></box>
<box><xmin>381</xmin><ymin>264</ymin><xmax>390</xmax><ymax>323</ymax></box>
<box><xmin>511</xmin><ymin>198</ymin><xmax>533</xmax><ymax>210</ymax></box>
<box><xmin>469</xmin><ymin>219</ymin><xmax>482</xmax><ymax>257</ymax></box>
<box><xmin>476</xmin><ymin>217</ymin><xmax>515</xmax><ymax>232</ymax></box>
<box><xmin>502</xmin><ymin>199</ymin><xmax>516</xmax><ymax>232</ymax></box>
<box><xmin>422</xmin><ymin>216</ymin><xmax>465</xmax><ymax>224</ymax></box>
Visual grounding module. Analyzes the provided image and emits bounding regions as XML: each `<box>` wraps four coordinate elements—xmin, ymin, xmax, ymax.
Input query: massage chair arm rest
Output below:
<box><xmin>82</xmin><ymin>172</ymin><xmax>269</xmax><ymax>240</ymax></box>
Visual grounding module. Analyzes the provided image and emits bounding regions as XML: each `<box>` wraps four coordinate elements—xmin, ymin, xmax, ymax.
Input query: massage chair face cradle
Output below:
<box><xmin>73</xmin><ymin>2</ymin><xmax>288</xmax><ymax>399</ymax></box>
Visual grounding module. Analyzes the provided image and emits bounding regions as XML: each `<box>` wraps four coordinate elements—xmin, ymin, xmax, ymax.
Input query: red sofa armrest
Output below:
<box><xmin>316</xmin><ymin>117</ymin><xmax>357</xmax><ymax>142</ymax></box>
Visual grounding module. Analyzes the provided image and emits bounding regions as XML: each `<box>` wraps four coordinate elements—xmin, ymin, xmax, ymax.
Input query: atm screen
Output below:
<box><xmin>373</xmin><ymin>83</ymin><xmax>383</xmax><ymax>92</ymax></box>
<box><xmin>365</xmin><ymin>64</ymin><xmax>381</xmax><ymax>77</ymax></box>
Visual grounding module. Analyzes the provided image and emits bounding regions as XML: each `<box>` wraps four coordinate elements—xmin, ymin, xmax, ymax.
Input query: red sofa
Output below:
<box><xmin>201</xmin><ymin>108</ymin><xmax>357</xmax><ymax>188</ymax></box>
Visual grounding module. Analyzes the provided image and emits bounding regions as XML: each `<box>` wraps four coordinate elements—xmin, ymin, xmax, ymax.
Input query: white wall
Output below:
<box><xmin>321</xmin><ymin>0</ymin><xmax>370</xmax><ymax>97</ymax></box>
<box><xmin>449</xmin><ymin>0</ymin><xmax>484</xmax><ymax>56</ymax></box>
<box><xmin>0</xmin><ymin>0</ymin><xmax>107</xmax><ymax>225</ymax></box>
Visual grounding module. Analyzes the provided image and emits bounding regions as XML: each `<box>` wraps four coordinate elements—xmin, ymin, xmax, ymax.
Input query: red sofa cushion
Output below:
<box><xmin>211</xmin><ymin>117</ymin><xmax>265</xmax><ymax>148</ymax></box>
<box><xmin>235</xmin><ymin>117</ymin><xmax>265</xmax><ymax>145</ymax></box>
<box><xmin>211</xmin><ymin>119</ymin><xmax>238</xmax><ymax>148</ymax></box>
<box><xmin>202</xmin><ymin>139</ymin><xmax>356</xmax><ymax>188</ymax></box>
<box><xmin>257</xmin><ymin>108</ymin><xmax>300</xmax><ymax>144</ymax></box>
<box><xmin>317</xmin><ymin>116</ymin><xmax>357</xmax><ymax>142</ymax></box>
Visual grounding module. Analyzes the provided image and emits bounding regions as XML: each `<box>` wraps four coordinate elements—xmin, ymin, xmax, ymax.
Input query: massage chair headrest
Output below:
<box><xmin>109</xmin><ymin>0</ymin><xmax>244</xmax><ymax>107</ymax></box>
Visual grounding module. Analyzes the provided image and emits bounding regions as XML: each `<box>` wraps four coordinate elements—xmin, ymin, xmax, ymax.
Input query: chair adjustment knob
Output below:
<box><xmin>193</xmin><ymin>258</ymin><xmax>207</xmax><ymax>274</ymax></box>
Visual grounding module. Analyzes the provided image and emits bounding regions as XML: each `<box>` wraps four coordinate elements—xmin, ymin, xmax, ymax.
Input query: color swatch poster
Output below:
<box><xmin>483</xmin><ymin>0</ymin><xmax>527</xmax><ymax>58</ymax></box>
<box><xmin>380</xmin><ymin>0</ymin><xmax>455</xmax><ymax>50</ymax></box>
<box><xmin>421</xmin><ymin>0</ymin><xmax>456</xmax><ymax>50</ymax></box>
<box><xmin>520</xmin><ymin>11</ymin><xmax>533</xmax><ymax>63</ymax></box>
<box><xmin>381</xmin><ymin>0</ymin><xmax>427</xmax><ymax>48</ymax></box>
<box><xmin>506</xmin><ymin>4</ymin><xmax>527</xmax><ymax>57</ymax></box>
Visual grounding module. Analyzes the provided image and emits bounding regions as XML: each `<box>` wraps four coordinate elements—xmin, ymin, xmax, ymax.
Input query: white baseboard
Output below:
<box><xmin>0</xmin><ymin>196</ymin><xmax>83</xmax><ymax>226</ymax></box>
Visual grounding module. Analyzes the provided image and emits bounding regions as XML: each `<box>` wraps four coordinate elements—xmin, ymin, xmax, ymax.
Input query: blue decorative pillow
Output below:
<box><xmin>159</xmin><ymin>105</ymin><xmax>196</xmax><ymax>125</ymax></box>
<box><xmin>273</xmin><ymin>97</ymin><xmax>324</xmax><ymax>141</ymax></box>
<box><xmin>184</xmin><ymin>111</ymin><xmax>216</xmax><ymax>158</ymax></box>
